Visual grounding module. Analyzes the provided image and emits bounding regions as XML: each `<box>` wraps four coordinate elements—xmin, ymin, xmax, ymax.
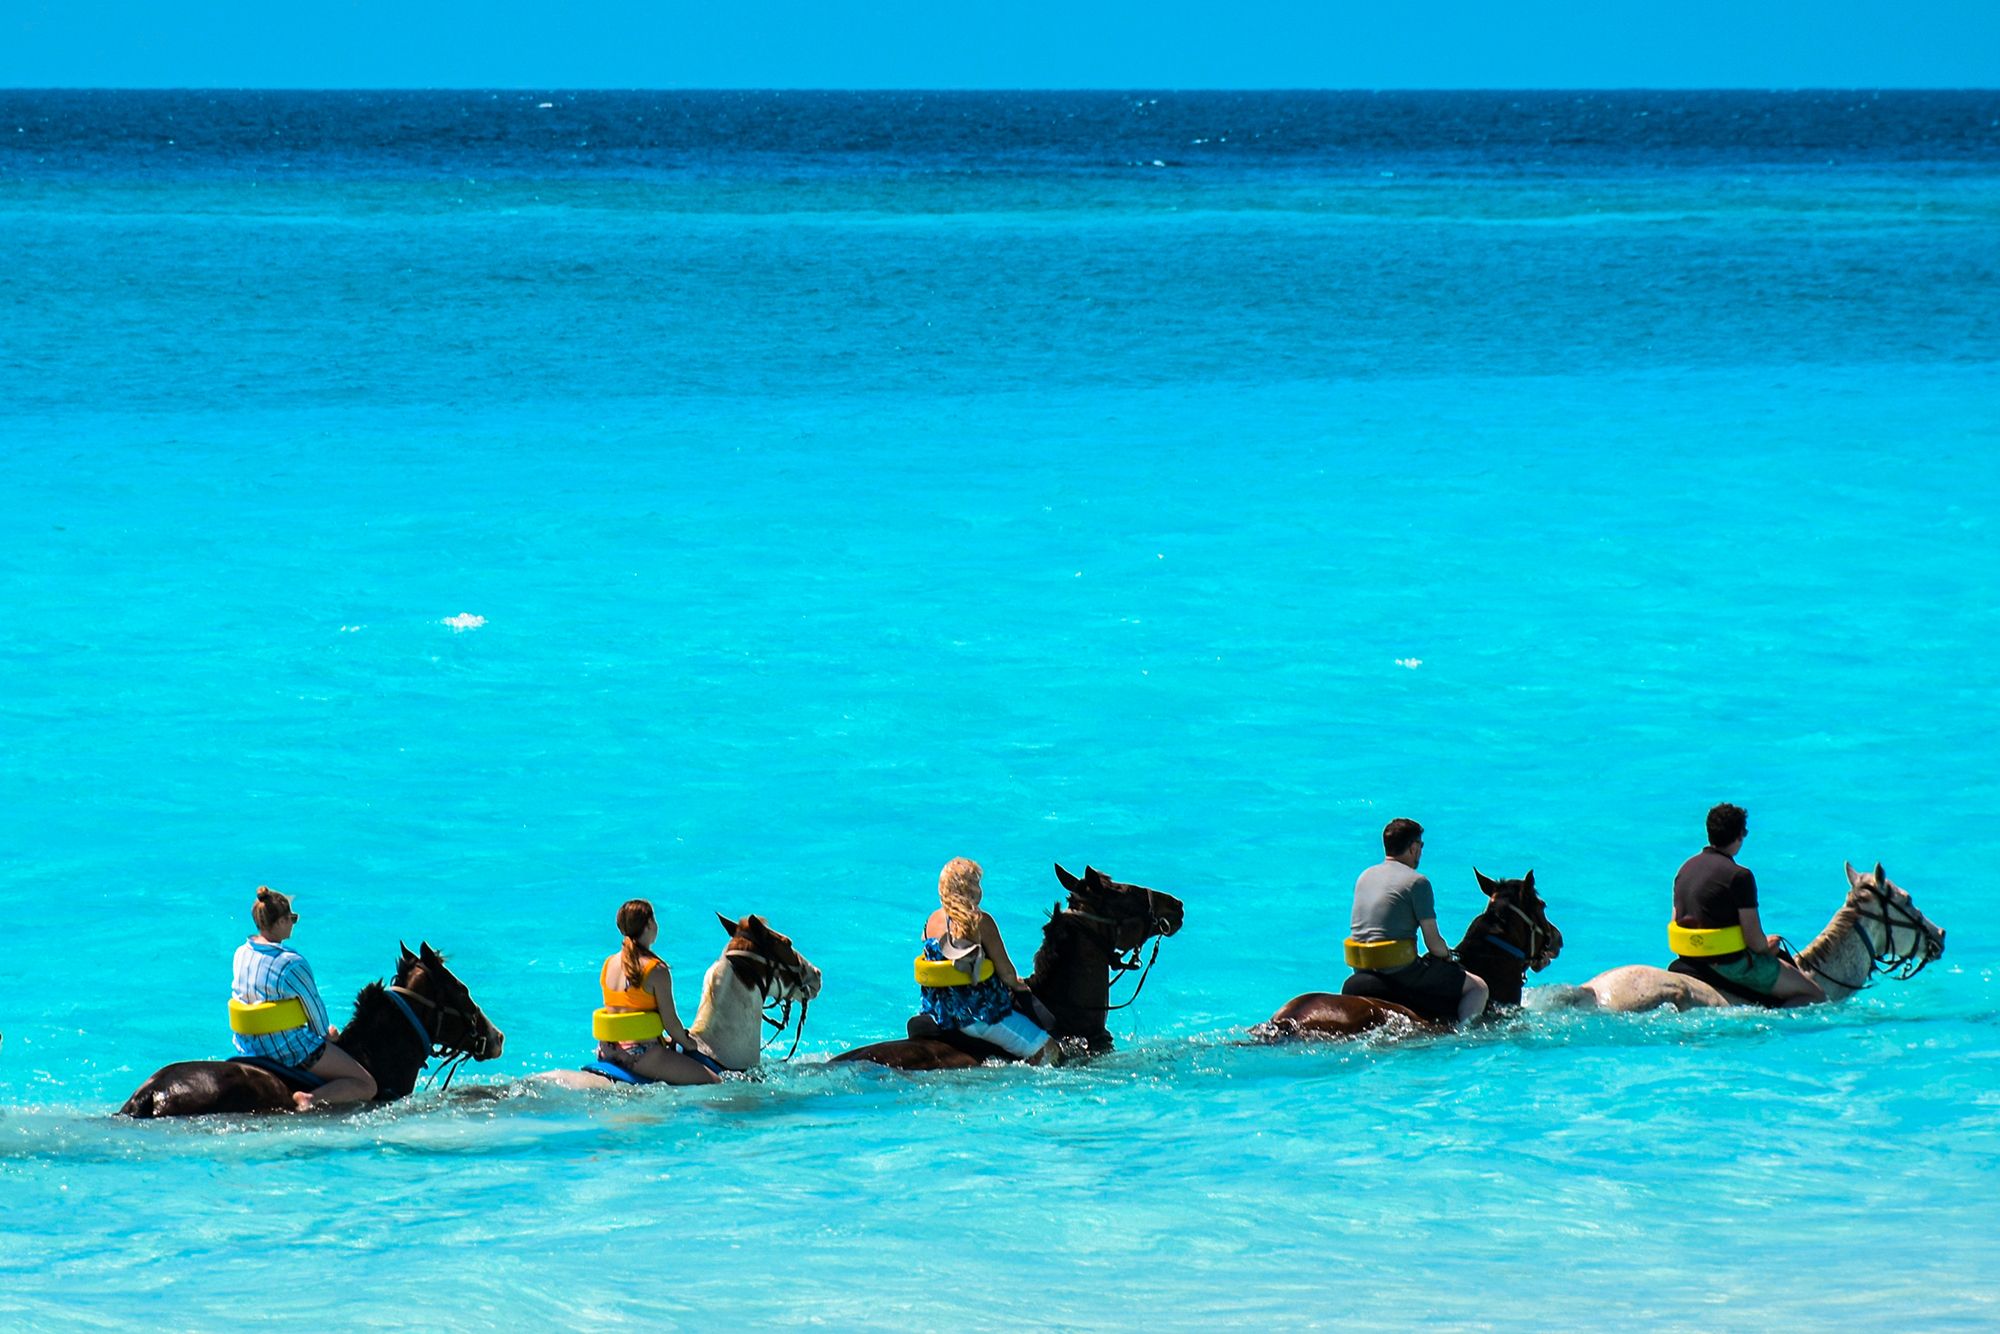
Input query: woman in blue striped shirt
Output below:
<box><xmin>231</xmin><ymin>886</ymin><xmax>377</xmax><ymax>1111</ymax></box>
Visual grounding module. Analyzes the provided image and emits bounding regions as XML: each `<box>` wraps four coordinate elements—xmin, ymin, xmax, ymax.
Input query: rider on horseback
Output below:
<box><xmin>1341</xmin><ymin>820</ymin><xmax>1490</xmax><ymax>1025</ymax></box>
<box><xmin>592</xmin><ymin>899</ymin><xmax>722</xmax><ymax>1085</ymax></box>
<box><xmin>1670</xmin><ymin>804</ymin><xmax>1825</xmax><ymax>1007</ymax></box>
<box><xmin>230</xmin><ymin>886</ymin><xmax>376</xmax><ymax>1110</ymax></box>
<box><xmin>916</xmin><ymin>858</ymin><xmax>1053</xmax><ymax>1064</ymax></box>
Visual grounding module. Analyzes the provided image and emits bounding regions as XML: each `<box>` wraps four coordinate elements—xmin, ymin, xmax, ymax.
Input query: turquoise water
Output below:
<box><xmin>3</xmin><ymin>92</ymin><xmax>1999</xmax><ymax>1327</ymax></box>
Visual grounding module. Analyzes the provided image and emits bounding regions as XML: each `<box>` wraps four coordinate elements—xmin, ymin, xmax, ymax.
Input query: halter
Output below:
<box><xmin>724</xmin><ymin>946</ymin><xmax>814</xmax><ymax>1060</ymax></box>
<box><xmin>387</xmin><ymin>980</ymin><xmax>493</xmax><ymax>1092</ymax></box>
<box><xmin>1809</xmin><ymin>886</ymin><xmax>1939</xmax><ymax>994</ymax></box>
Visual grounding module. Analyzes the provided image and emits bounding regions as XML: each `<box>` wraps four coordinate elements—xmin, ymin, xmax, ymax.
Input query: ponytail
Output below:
<box><xmin>615</xmin><ymin>898</ymin><xmax>657</xmax><ymax>991</ymax></box>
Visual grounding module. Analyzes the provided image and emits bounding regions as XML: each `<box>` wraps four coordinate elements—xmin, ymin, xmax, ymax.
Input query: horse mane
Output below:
<box><xmin>344</xmin><ymin>980</ymin><xmax>390</xmax><ymax>1033</ymax></box>
<box><xmin>1796</xmin><ymin>903</ymin><xmax>1861</xmax><ymax>976</ymax></box>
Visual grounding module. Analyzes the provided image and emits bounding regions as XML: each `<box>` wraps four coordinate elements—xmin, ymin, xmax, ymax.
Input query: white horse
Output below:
<box><xmin>1559</xmin><ymin>863</ymin><xmax>1945</xmax><ymax>1012</ymax></box>
<box><xmin>535</xmin><ymin>913</ymin><xmax>822</xmax><ymax>1089</ymax></box>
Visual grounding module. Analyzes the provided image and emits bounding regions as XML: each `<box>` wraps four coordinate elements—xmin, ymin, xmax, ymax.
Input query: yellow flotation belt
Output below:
<box><xmin>592</xmin><ymin>1008</ymin><xmax>666</xmax><ymax>1043</ymax></box>
<box><xmin>1668</xmin><ymin>921</ymin><xmax>1747</xmax><ymax>957</ymax></box>
<box><xmin>914</xmin><ymin>956</ymin><xmax>997</xmax><ymax>987</ymax></box>
<box><xmin>228</xmin><ymin>996</ymin><xmax>309</xmax><ymax>1036</ymax></box>
<box><xmin>1344</xmin><ymin>937</ymin><xmax>1418</xmax><ymax>970</ymax></box>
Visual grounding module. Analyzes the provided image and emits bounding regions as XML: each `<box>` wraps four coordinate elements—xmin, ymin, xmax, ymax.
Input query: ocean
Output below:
<box><xmin>1</xmin><ymin>90</ymin><xmax>1997</xmax><ymax>1327</ymax></box>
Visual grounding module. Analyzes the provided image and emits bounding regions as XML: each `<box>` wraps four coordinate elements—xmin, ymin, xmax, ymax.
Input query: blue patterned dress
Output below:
<box><xmin>917</xmin><ymin>937</ymin><xmax>1015</xmax><ymax>1028</ymax></box>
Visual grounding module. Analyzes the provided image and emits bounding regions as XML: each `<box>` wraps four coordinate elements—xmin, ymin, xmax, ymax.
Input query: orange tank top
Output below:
<box><xmin>601</xmin><ymin>954</ymin><xmax>661</xmax><ymax>1011</ymax></box>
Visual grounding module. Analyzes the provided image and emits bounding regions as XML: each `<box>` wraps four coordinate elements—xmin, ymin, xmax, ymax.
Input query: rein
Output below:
<box><xmin>725</xmin><ymin>946</ymin><xmax>812</xmax><ymax>1061</ymax></box>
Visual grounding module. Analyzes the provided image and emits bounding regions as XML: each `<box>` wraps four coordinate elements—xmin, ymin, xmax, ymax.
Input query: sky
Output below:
<box><xmin>3</xmin><ymin>0</ymin><xmax>1996</xmax><ymax>89</ymax></box>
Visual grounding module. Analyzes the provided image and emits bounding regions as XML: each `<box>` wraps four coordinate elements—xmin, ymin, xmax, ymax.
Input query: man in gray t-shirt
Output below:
<box><xmin>1342</xmin><ymin>818</ymin><xmax>1490</xmax><ymax>1024</ymax></box>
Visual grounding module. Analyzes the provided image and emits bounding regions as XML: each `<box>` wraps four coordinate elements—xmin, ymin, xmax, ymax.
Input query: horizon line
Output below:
<box><xmin>6</xmin><ymin>85</ymin><xmax>1998</xmax><ymax>95</ymax></box>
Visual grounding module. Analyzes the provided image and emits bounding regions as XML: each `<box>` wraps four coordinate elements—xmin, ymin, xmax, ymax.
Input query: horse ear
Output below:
<box><xmin>419</xmin><ymin>941</ymin><xmax>439</xmax><ymax>962</ymax></box>
<box><xmin>1873</xmin><ymin>863</ymin><xmax>1887</xmax><ymax>887</ymax></box>
<box><xmin>399</xmin><ymin>941</ymin><xmax>417</xmax><ymax>964</ymax></box>
<box><xmin>1845</xmin><ymin>862</ymin><xmax>1865</xmax><ymax>889</ymax></box>
<box><xmin>717</xmin><ymin>911</ymin><xmax>740</xmax><ymax>936</ymax></box>
<box><xmin>1054</xmin><ymin>864</ymin><xmax>1084</xmax><ymax>893</ymax></box>
<box><xmin>1082</xmin><ymin>866</ymin><xmax>1106</xmax><ymax>889</ymax></box>
<box><xmin>1474</xmin><ymin>868</ymin><xmax>1498</xmax><ymax>896</ymax></box>
<box><xmin>1523</xmin><ymin>869</ymin><xmax>1535</xmax><ymax>891</ymax></box>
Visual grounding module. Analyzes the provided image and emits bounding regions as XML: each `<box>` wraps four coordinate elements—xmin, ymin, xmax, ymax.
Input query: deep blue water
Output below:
<box><xmin>2</xmin><ymin>92</ymin><xmax>1998</xmax><ymax>1328</ymax></box>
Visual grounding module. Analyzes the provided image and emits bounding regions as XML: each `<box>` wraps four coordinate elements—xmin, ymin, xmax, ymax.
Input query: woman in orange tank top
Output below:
<box><xmin>598</xmin><ymin>899</ymin><xmax>720</xmax><ymax>1085</ymax></box>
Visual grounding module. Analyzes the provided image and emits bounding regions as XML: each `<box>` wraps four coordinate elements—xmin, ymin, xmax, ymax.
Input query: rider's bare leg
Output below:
<box><xmin>1458</xmin><ymin>971</ymin><xmax>1491</xmax><ymax>1024</ymax></box>
<box><xmin>295</xmin><ymin>1042</ymin><xmax>378</xmax><ymax>1111</ymax></box>
<box><xmin>626</xmin><ymin>1044</ymin><xmax>722</xmax><ymax>1085</ymax></box>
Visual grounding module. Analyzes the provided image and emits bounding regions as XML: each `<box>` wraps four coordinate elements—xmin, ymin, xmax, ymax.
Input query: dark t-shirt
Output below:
<box><xmin>1673</xmin><ymin>847</ymin><xmax>1759</xmax><ymax>962</ymax></box>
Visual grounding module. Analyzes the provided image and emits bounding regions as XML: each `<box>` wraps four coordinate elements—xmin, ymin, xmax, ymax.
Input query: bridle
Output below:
<box><xmin>1810</xmin><ymin>885</ymin><xmax>1940</xmax><ymax>994</ymax></box>
<box><xmin>1467</xmin><ymin>895</ymin><xmax>1555</xmax><ymax>970</ymax></box>
<box><xmin>386</xmin><ymin>976</ymin><xmax>493</xmax><ymax>1092</ymax></box>
<box><xmin>1064</xmin><ymin>886</ymin><xmax>1175</xmax><ymax>1013</ymax></box>
<box><xmin>725</xmin><ymin>945</ymin><xmax>815</xmax><ymax>1060</ymax></box>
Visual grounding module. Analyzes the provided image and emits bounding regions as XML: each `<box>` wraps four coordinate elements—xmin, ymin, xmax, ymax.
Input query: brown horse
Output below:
<box><xmin>831</xmin><ymin>864</ymin><xmax>1185</xmax><ymax>1071</ymax></box>
<box><xmin>120</xmin><ymin>943</ymin><xmax>504</xmax><ymax>1118</ymax></box>
<box><xmin>1256</xmin><ymin>870</ymin><xmax>1561</xmax><ymax>1041</ymax></box>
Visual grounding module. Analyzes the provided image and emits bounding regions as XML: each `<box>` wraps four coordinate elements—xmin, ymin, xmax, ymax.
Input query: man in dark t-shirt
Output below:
<box><xmin>1671</xmin><ymin>803</ymin><xmax>1824</xmax><ymax>1006</ymax></box>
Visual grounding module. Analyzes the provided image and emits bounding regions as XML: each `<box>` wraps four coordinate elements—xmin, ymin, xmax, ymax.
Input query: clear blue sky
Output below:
<box><xmin>5</xmin><ymin>0</ymin><xmax>1996</xmax><ymax>89</ymax></box>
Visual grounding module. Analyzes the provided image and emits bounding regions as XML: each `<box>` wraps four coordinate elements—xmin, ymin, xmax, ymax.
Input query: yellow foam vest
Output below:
<box><xmin>592</xmin><ymin>1008</ymin><xmax>666</xmax><ymax>1043</ymax></box>
<box><xmin>914</xmin><ymin>956</ymin><xmax>997</xmax><ymax>987</ymax></box>
<box><xmin>1344</xmin><ymin>937</ymin><xmax>1418</xmax><ymax>970</ymax></box>
<box><xmin>1668</xmin><ymin>921</ymin><xmax>1747</xmax><ymax>957</ymax></box>
<box><xmin>229</xmin><ymin>997</ymin><xmax>308</xmax><ymax>1036</ymax></box>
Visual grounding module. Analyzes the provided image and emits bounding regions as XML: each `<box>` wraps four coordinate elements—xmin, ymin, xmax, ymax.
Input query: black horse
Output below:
<box><xmin>832</xmin><ymin>864</ymin><xmax>1185</xmax><ymax>1070</ymax></box>
<box><xmin>121</xmin><ymin>942</ymin><xmax>504</xmax><ymax>1118</ymax></box>
<box><xmin>1259</xmin><ymin>869</ymin><xmax>1561</xmax><ymax>1039</ymax></box>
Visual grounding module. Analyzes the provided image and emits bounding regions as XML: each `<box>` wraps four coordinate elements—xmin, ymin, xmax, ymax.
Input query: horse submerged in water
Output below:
<box><xmin>1558</xmin><ymin>862</ymin><xmax>1944</xmax><ymax>1012</ymax></box>
<box><xmin>121</xmin><ymin>943</ymin><xmax>504</xmax><ymax>1118</ymax></box>
<box><xmin>1256</xmin><ymin>870</ymin><xmax>1563</xmax><ymax>1040</ymax></box>
<box><xmin>534</xmin><ymin>913</ymin><xmax>823</xmax><ymax>1088</ymax></box>
<box><xmin>832</xmin><ymin>864</ymin><xmax>1185</xmax><ymax>1071</ymax></box>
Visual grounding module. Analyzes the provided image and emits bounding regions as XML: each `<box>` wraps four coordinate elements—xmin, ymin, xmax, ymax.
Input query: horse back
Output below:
<box><xmin>828</xmin><ymin>1039</ymin><xmax>986</xmax><ymax>1071</ymax></box>
<box><xmin>1259</xmin><ymin>992</ymin><xmax>1426</xmax><ymax>1040</ymax></box>
<box><xmin>120</xmin><ymin>1060</ymin><xmax>294</xmax><ymax>1118</ymax></box>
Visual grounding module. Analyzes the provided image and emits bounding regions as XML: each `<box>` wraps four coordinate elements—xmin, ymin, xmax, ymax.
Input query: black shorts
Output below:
<box><xmin>1342</xmin><ymin>955</ymin><xmax>1468</xmax><ymax>1024</ymax></box>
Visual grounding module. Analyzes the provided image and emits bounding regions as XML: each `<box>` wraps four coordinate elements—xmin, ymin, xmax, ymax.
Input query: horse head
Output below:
<box><xmin>1469</xmin><ymin>868</ymin><xmax>1562</xmax><ymax>972</ymax></box>
<box><xmin>716</xmin><ymin>911</ymin><xmax>824</xmax><ymax>1004</ymax></box>
<box><xmin>1053</xmin><ymin>863</ymin><xmax>1185</xmax><ymax>951</ymax></box>
<box><xmin>1843</xmin><ymin>862</ymin><xmax>1946</xmax><ymax>977</ymax></box>
<box><xmin>394</xmin><ymin>940</ymin><xmax>506</xmax><ymax>1062</ymax></box>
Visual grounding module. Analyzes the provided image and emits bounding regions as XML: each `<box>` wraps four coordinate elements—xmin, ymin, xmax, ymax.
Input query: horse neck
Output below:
<box><xmin>1028</xmin><ymin>917</ymin><xmax>1113</xmax><ymax>1046</ymax></box>
<box><xmin>688</xmin><ymin>956</ymin><xmax>762</xmax><ymax>1071</ymax></box>
<box><xmin>335</xmin><ymin>985</ymin><xmax>429</xmax><ymax>1100</ymax></box>
<box><xmin>1454</xmin><ymin>909</ymin><xmax>1527</xmax><ymax>1006</ymax></box>
<box><xmin>1797</xmin><ymin>901</ymin><xmax>1874</xmax><ymax>1003</ymax></box>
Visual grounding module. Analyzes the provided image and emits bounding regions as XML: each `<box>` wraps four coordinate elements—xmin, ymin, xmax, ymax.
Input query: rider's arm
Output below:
<box><xmin>646</xmin><ymin>964</ymin><xmax>699</xmax><ymax>1050</ymax></box>
<box><xmin>1737</xmin><ymin>906</ymin><xmax>1779</xmax><ymax>955</ymax></box>
<box><xmin>1418</xmin><ymin>918</ymin><xmax>1452</xmax><ymax>957</ymax></box>
<box><xmin>979</xmin><ymin>913</ymin><xmax>1028</xmax><ymax>989</ymax></box>
<box><xmin>285</xmin><ymin>958</ymin><xmax>332</xmax><ymax>1037</ymax></box>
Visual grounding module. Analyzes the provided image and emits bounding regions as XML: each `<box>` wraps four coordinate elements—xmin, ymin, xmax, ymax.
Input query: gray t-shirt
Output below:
<box><xmin>1350</xmin><ymin>860</ymin><xmax>1436</xmax><ymax>948</ymax></box>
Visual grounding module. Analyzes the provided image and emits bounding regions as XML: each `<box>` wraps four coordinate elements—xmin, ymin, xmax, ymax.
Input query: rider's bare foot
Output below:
<box><xmin>291</xmin><ymin>1091</ymin><xmax>315</xmax><ymax>1112</ymax></box>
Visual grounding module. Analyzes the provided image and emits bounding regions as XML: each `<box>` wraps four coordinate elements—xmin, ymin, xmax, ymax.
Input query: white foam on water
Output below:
<box><xmin>442</xmin><ymin>613</ymin><xmax>486</xmax><ymax>631</ymax></box>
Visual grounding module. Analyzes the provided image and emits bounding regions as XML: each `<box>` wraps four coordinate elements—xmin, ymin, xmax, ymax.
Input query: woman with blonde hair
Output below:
<box><xmin>593</xmin><ymin>899</ymin><xmax>720</xmax><ymax>1085</ymax></box>
<box><xmin>916</xmin><ymin>857</ymin><xmax>1053</xmax><ymax>1063</ymax></box>
<box><xmin>230</xmin><ymin>886</ymin><xmax>377</xmax><ymax>1111</ymax></box>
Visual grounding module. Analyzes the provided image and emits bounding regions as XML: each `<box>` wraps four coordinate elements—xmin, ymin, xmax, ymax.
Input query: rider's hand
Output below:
<box><xmin>326</xmin><ymin>1026</ymin><xmax>341</xmax><ymax>1042</ymax></box>
<box><xmin>1767</xmin><ymin>934</ymin><xmax>1783</xmax><ymax>953</ymax></box>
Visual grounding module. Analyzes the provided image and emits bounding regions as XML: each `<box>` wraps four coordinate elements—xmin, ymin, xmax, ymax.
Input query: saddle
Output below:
<box><xmin>1339</xmin><ymin>970</ymin><xmax>1459</xmax><ymax>1025</ymax></box>
<box><xmin>1665</xmin><ymin>957</ymin><xmax>1786</xmax><ymax>1009</ymax></box>
<box><xmin>905</xmin><ymin>1014</ymin><xmax>1013</xmax><ymax>1062</ymax></box>
<box><xmin>227</xmin><ymin>1054</ymin><xmax>328</xmax><ymax>1092</ymax></box>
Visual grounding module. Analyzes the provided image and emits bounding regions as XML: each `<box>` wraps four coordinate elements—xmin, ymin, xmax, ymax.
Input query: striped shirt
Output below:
<box><xmin>231</xmin><ymin>938</ymin><xmax>331</xmax><ymax>1065</ymax></box>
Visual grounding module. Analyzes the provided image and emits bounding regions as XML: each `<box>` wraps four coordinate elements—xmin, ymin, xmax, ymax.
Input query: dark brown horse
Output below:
<box><xmin>1256</xmin><ymin>870</ymin><xmax>1561</xmax><ymax>1041</ymax></box>
<box><xmin>120</xmin><ymin>942</ymin><xmax>504</xmax><ymax>1118</ymax></box>
<box><xmin>831</xmin><ymin>864</ymin><xmax>1185</xmax><ymax>1070</ymax></box>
